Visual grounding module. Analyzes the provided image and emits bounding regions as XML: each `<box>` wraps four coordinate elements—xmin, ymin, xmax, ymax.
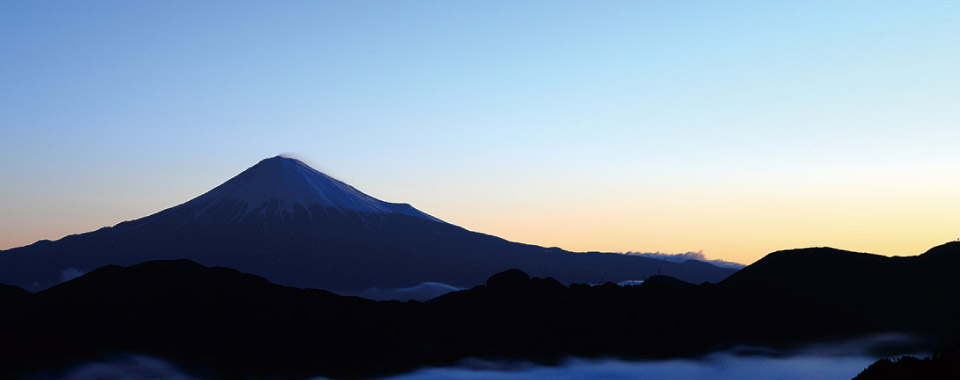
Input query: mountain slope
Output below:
<box><xmin>0</xmin><ymin>156</ymin><xmax>737</xmax><ymax>292</ymax></box>
<box><xmin>714</xmin><ymin>241</ymin><xmax>960</xmax><ymax>341</ymax></box>
<box><xmin>720</xmin><ymin>242</ymin><xmax>960</xmax><ymax>295</ymax></box>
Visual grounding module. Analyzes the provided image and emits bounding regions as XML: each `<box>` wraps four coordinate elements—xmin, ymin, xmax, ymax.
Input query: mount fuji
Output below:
<box><xmin>178</xmin><ymin>156</ymin><xmax>441</xmax><ymax>223</ymax></box>
<box><xmin>0</xmin><ymin>156</ymin><xmax>736</xmax><ymax>292</ymax></box>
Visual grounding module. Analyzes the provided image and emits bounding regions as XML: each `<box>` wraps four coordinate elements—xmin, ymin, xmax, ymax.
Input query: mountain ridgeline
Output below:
<box><xmin>0</xmin><ymin>156</ymin><xmax>735</xmax><ymax>292</ymax></box>
<box><xmin>1</xmin><ymin>242</ymin><xmax>958</xmax><ymax>379</ymax></box>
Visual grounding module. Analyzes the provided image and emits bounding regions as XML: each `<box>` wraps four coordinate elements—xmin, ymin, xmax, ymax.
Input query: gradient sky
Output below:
<box><xmin>2</xmin><ymin>1</ymin><xmax>958</xmax><ymax>264</ymax></box>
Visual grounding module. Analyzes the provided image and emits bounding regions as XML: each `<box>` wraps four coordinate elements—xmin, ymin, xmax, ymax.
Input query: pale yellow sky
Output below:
<box><xmin>2</xmin><ymin>2</ymin><xmax>958</xmax><ymax>266</ymax></box>
<box><xmin>2</xmin><ymin>161</ymin><xmax>957</xmax><ymax>266</ymax></box>
<box><xmin>434</xmin><ymin>162</ymin><xmax>960</xmax><ymax>265</ymax></box>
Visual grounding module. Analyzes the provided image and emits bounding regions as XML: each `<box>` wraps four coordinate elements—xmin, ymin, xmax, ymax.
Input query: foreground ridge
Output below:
<box><xmin>1</xmin><ymin>242</ymin><xmax>957</xmax><ymax>379</ymax></box>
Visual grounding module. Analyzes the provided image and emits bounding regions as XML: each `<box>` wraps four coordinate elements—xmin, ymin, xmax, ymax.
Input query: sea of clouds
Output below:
<box><xmin>44</xmin><ymin>334</ymin><xmax>928</xmax><ymax>380</ymax></box>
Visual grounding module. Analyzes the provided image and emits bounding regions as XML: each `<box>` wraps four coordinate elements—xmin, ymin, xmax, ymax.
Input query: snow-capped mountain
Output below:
<box><xmin>0</xmin><ymin>156</ymin><xmax>737</xmax><ymax>292</ymax></box>
<box><xmin>176</xmin><ymin>156</ymin><xmax>441</xmax><ymax>222</ymax></box>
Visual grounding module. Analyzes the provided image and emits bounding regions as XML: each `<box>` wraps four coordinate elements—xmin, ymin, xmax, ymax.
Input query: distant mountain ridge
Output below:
<box><xmin>720</xmin><ymin>243</ymin><xmax>960</xmax><ymax>293</ymax></box>
<box><xmin>0</xmin><ymin>156</ymin><xmax>736</xmax><ymax>292</ymax></box>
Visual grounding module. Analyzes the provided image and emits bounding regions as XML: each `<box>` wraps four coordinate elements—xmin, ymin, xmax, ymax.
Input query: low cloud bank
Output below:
<box><xmin>369</xmin><ymin>354</ymin><xmax>874</xmax><ymax>380</ymax></box>
<box><xmin>40</xmin><ymin>334</ymin><xmax>924</xmax><ymax>380</ymax></box>
<box><xmin>335</xmin><ymin>282</ymin><xmax>462</xmax><ymax>302</ymax></box>
<box><xmin>60</xmin><ymin>268</ymin><xmax>84</xmax><ymax>283</ymax></box>
<box><xmin>624</xmin><ymin>250</ymin><xmax>745</xmax><ymax>269</ymax></box>
<box><xmin>368</xmin><ymin>334</ymin><xmax>927</xmax><ymax>380</ymax></box>
<box><xmin>31</xmin><ymin>355</ymin><xmax>200</xmax><ymax>380</ymax></box>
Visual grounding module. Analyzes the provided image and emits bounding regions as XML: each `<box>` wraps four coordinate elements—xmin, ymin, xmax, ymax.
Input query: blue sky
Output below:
<box><xmin>2</xmin><ymin>1</ymin><xmax>959</xmax><ymax>262</ymax></box>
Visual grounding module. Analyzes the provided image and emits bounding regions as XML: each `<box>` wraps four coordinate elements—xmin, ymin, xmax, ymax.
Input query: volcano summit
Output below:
<box><xmin>0</xmin><ymin>156</ymin><xmax>735</xmax><ymax>292</ymax></box>
<box><xmin>178</xmin><ymin>156</ymin><xmax>441</xmax><ymax>222</ymax></box>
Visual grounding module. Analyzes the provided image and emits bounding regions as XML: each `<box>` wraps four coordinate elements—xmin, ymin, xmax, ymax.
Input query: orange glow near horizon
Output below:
<box><xmin>2</xmin><ymin>160</ymin><xmax>958</xmax><ymax>266</ymax></box>
<box><xmin>432</xmin><ymin>165</ymin><xmax>960</xmax><ymax>265</ymax></box>
<box><xmin>2</xmin><ymin>2</ymin><xmax>959</xmax><ymax>270</ymax></box>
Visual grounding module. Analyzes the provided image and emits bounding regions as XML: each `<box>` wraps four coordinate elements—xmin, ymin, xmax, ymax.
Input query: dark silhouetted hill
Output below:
<box><xmin>853</xmin><ymin>344</ymin><xmax>960</xmax><ymax>380</ymax></box>
<box><xmin>0</xmin><ymin>282</ymin><xmax>28</xmax><ymax>301</ymax></box>
<box><xmin>1</xmin><ymin>242</ymin><xmax>958</xmax><ymax>379</ymax></box>
<box><xmin>715</xmin><ymin>242</ymin><xmax>960</xmax><ymax>341</ymax></box>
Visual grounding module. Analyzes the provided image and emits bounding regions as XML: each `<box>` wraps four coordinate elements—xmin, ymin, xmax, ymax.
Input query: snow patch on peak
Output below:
<box><xmin>181</xmin><ymin>156</ymin><xmax>442</xmax><ymax>222</ymax></box>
